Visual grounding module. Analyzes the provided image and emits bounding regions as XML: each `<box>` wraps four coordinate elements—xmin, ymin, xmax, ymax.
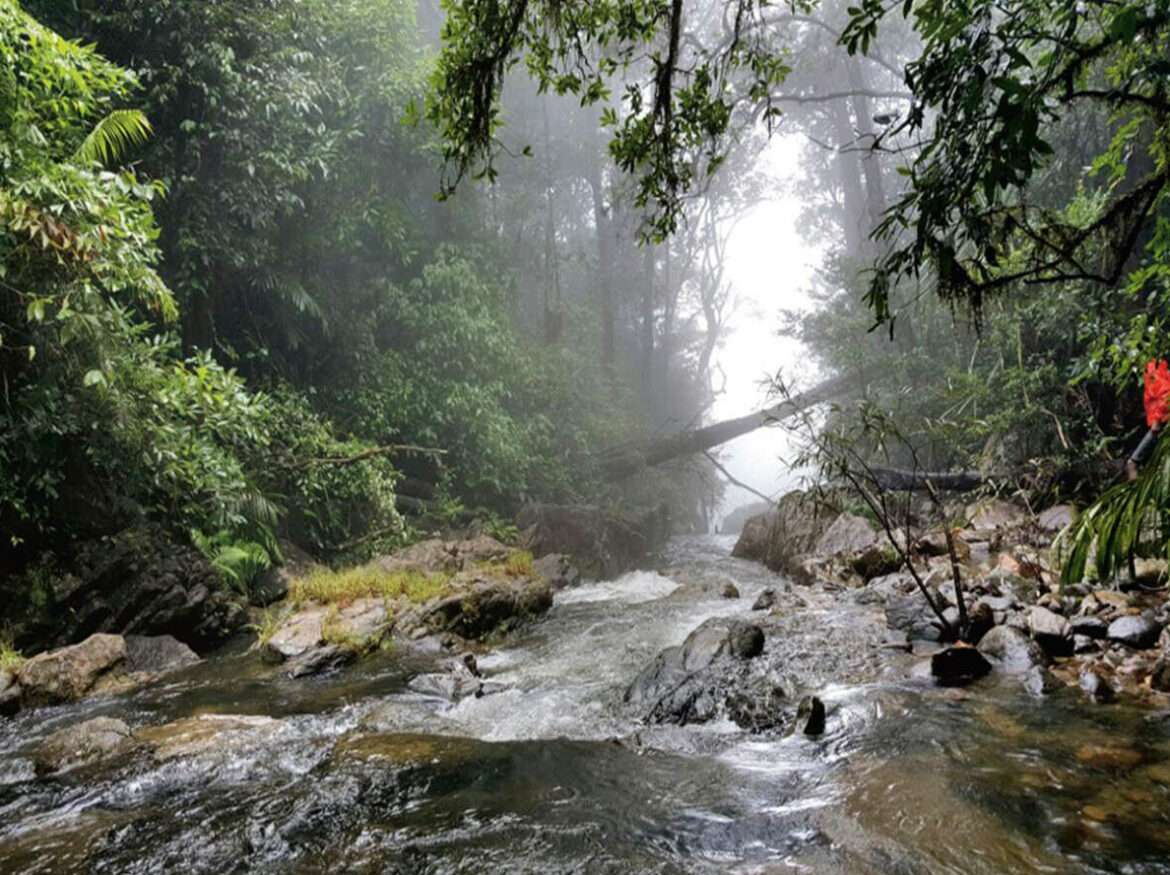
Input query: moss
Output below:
<box><xmin>290</xmin><ymin>565</ymin><xmax>452</xmax><ymax>608</ymax></box>
<box><xmin>0</xmin><ymin>637</ymin><xmax>25</xmax><ymax>671</ymax></box>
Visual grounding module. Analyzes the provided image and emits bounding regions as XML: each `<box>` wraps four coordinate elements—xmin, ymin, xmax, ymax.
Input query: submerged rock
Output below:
<box><xmin>930</xmin><ymin>646</ymin><xmax>992</xmax><ymax>686</ymax></box>
<box><xmin>17</xmin><ymin>633</ymin><xmax>126</xmax><ymax>707</ymax></box>
<box><xmin>33</xmin><ymin>717</ymin><xmax>134</xmax><ymax>775</ymax></box>
<box><xmin>720</xmin><ymin>582</ymin><xmax>741</xmax><ymax>599</ymax></box>
<box><xmin>136</xmin><ymin>714</ymin><xmax>280</xmax><ymax>761</ymax></box>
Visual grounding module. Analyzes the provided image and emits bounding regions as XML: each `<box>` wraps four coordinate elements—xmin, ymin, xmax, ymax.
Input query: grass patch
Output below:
<box><xmin>0</xmin><ymin>637</ymin><xmax>25</xmax><ymax>671</ymax></box>
<box><xmin>291</xmin><ymin>566</ymin><xmax>452</xmax><ymax>607</ymax></box>
<box><xmin>478</xmin><ymin>550</ymin><xmax>534</xmax><ymax>578</ymax></box>
<box><xmin>249</xmin><ymin>606</ymin><xmax>293</xmax><ymax>646</ymax></box>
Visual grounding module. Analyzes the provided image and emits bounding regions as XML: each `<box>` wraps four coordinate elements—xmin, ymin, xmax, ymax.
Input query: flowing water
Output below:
<box><xmin>3</xmin><ymin>535</ymin><xmax>1170</xmax><ymax>873</ymax></box>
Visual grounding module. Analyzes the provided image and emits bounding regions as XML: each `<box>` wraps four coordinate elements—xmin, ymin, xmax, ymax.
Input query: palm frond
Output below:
<box><xmin>74</xmin><ymin>109</ymin><xmax>152</xmax><ymax>165</ymax></box>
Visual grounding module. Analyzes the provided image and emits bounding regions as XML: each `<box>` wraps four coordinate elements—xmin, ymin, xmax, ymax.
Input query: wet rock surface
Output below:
<box><xmin>516</xmin><ymin>503</ymin><xmax>670</xmax><ymax>578</ymax></box>
<box><xmin>16</xmin><ymin>633</ymin><xmax>127</xmax><ymax>707</ymax></box>
<box><xmin>32</xmin><ymin>716</ymin><xmax>134</xmax><ymax>775</ymax></box>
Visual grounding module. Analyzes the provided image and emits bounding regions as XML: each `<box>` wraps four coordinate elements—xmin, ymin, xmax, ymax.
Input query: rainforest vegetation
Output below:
<box><xmin>7</xmin><ymin>2</ymin><xmax>1170</xmax><ymax>871</ymax></box>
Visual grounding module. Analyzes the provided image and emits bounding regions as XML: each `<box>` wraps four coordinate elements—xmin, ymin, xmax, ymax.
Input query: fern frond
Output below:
<box><xmin>75</xmin><ymin>109</ymin><xmax>152</xmax><ymax>165</ymax></box>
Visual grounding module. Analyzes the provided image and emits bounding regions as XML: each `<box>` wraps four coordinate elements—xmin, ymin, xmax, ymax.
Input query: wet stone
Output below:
<box><xmin>930</xmin><ymin>646</ymin><xmax>992</xmax><ymax>687</ymax></box>
<box><xmin>720</xmin><ymin>582</ymin><xmax>740</xmax><ymax>599</ymax></box>
<box><xmin>751</xmin><ymin>589</ymin><xmax>776</xmax><ymax>611</ymax></box>
<box><xmin>1107</xmin><ymin>615</ymin><xmax>1162</xmax><ymax>649</ymax></box>
<box><xmin>1028</xmin><ymin>606</ymin><xmax>1073</xmax><ymax>656</ymax></box>
<box><xmin>1079</xmin><ymin>670</ymin><xmax>1116</xmax><ymax>704</ymax></box>
<box><xmin>796</xmin><ymin>695</ymin><xmax>826</xmax><ymax>736</ymax></box>
<box><xmin>33</xmin><ymin>716</ymin><xmax>134</xmax><ymax>775</ymax></box>
<box><xmin>978</xmin><ymin>625</ymin><xmax>1048</xmax><ymax>673</ymax></box>
<box><xmin>1070</xmin><ymin>616</ymin><xmax>1108</xmax><ymax>639</ymax></box>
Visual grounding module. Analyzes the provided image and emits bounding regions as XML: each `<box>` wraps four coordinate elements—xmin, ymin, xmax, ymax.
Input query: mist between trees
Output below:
<box><xmin>4</xmin><ymin>0</ymin><xmax>1170</xmax><ymax>605</ymax></box>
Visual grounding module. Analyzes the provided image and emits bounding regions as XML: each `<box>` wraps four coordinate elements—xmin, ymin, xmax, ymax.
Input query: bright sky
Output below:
<box><xmin>709</xmin><ymin>134</ymin><xmax>822</xmax><ymax>522</ymax></box>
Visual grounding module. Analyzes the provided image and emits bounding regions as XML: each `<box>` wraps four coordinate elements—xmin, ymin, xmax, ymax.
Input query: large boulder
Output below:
<box><xmin>374</xmin><ymin>535</ymin><xmax>510</xmax><ymax>575</ymax></box>
<box><xmin>407</xmin><ymin>575</ymin><xmax>553</xmax><ymax>640</ymax></box>
<box><xmin>720</xmin><ymin>501</ymin><xmax>773</xmax><ymax>535</ymax></box>
<box><xmin>124</xmin><ymin>634</ymin><xmax>200</xmax><ymax>674</ymax></box>
<box><xmin>16</xmin><ymin>633</ymin><xmax>127</xmax><ymax>707</ymax></box>
<box><xmin>814</xmin><ymin>512</ymin><xmax>880</xmax><ymax>557</ymax></box>
<box><xmin>731</xmin><ymin>490</ymin><xmax>841</xmax><ymax>576</ymax></box>
<box><xmin>33</xmin><ymin>717</ymin><xmax>134</xmax><ymax>775</ymax></box>
<box><xmin>3</xmin><ymin>527</ymin><xmax>247</xmax><ymax>652</ymax></box>
<box><xmin>625</xmin><ymin>618</ymin><xmax>772</xmax><ymax>727</ymax></box>
<box><xmin>966</xmin><ymin>499</ymin><xmax>1029</xmax><ymax>534</ymax></box>
<box><xmin>263</xmin><ymin>598</ymin><xmax>391</xmax><ymax>675</ymax></box>
<box><xmin>516</xmin><ymin>503</ymin><xmax>670</xmax><ymax>578</ymax></box>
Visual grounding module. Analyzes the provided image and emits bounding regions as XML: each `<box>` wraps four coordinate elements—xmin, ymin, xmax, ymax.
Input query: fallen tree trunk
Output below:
<box><xmin>599</xmin><ymin>374</ymin><xmax>854</xmax><ymax>479</ymax></box>
<box><xmin>869</xmin><ymin>467</ymin><xmax>998</xmax><ymax>492</ymax></box>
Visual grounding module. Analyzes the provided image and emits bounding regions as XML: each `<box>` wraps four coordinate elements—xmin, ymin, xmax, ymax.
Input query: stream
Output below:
<box><xmin>3</xmin><ymin>535</ymin><xmax>1170</xmax><ymax>873</ymax></box>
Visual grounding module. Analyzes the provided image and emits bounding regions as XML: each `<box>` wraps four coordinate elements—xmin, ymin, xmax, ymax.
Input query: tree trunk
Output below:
<box><xmin>599</xmin><ymin>374</ymin><xmax>853</xmax><ymax>477</ymax></box>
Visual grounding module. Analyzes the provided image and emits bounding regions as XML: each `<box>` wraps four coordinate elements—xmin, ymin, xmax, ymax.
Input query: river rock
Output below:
<box><xmin>1023</xmin><ymin>665</ymin><xmax>1061</xmax><ymax>697</ymax></box>
<box><xmin>1150</xmin><ymin>652</ymin><xmax>1170</xmax><ymax>692</ymax></box>
<box><xmin>516</xmin><ymin>503</ymin><xmax>670</xmax><ymax>578</ymax></box>
<box><xmin>624</xmin><ymin>618</ymin><xmax>769</xmax><ymax>726</ymax></box>
<box><xmin>1107</xmin><ymin>615</ymin><xmax>1162</xmax><ymax>649</ymax></box>
<box><xmin>124</xmin><ymin>634</ymin><xmax>200</xmax><ymax>674</ymax></box>
<box><xmin>885</xmin><ymin>592</ymin><xmax>946</xmax><ymax>642</ymax></box>
<box><xmin>0</xmin><ymin>668</ymin><xmax>20</xmax><ymax>715</ymax></box>
<box><xmin>814</xmin><ymin>512</ymin><xmax>880</xmax><ymax>557</ymax></box>
<box><xmin>411</xmin><ymin>575</ymin><xmax>552</xmax><ymax>640</ymax></box>
<box><xmin>931</xmin><ymin>646</ymin><xmax>992</xmax><ymax>686</ymax></box>
<box><xmin>1079</xmin><ymin>669</ymin><xmax>1116</xmax><ymax>704</ymax></box>
<box><xmin>966</xmin><ymin>499</ymin><xmax>1028</xmax><ymax>534</ymax></box>
<box><xmin>978</xmin><ymin>625</ymin><xmax>1048</xmax><ymax>673</ymax></box>
<box><xmin>286</xmin><ymin>644</ymin><xmax>357</xmax><ymax>678</ymax></box>
<box><xmin>1071</xmin><ymin>616</ymin><xmax>1108</xmax><ymax>639</ymax></box>
<box><xmin>375</xmin><ymin>536</ymin><xmax>511</xmax><ymax>575</ymax></box>
<box><xmin>720</xmin><ymin>582</ymin><xmax>740</xmax><ymax>599</ymax></box>
<box><xmin>136</xmin><ymin>714</ymin><xmax>280</xmax><ymax>761</ymax></box>
<box><xmin>17</xmin><ymin>633</ymin><xmax>127</xmax><ymax>707</ymax></box>
<box><xmin>796</xmin><ymin>695</ymin><xmax>826</xmax><ymax>735</ymax></box>
<box><xmin>1037</xmin><ymin>504</ymin><xmax>1077</xmax><ymax>533</ymax></box>
<box><xmin>752</xmin><ymin>589</ymin><xmax>777</xmax><ymax>611</ymax></box>
<box><xmin>1028</xmin><ymin>606</ymin><xmax>1073</xmax><ymax>656</ymax></box>
<box><xmin>3</xmin><ymin>526</ymin><xmax>246</xmax><ymax>652</ymax></box>
<box><xmin>264</xmin><ymin>598</ymin><xmax>390</xmax><ymax>674</ymax></box>
<box><xmin>33</xmin><ymin>716</ymin><xmax>134</xmax><ymax>775</ymax></box>
<box><xmin>531</xmin><ymin>553</ymin><xmax>581</xmax><ymax>590</ymax></box>
<box><xmin>731</xmin><ymin>490</ymin><xmax>841</xmax><ymax>576</ymax></box>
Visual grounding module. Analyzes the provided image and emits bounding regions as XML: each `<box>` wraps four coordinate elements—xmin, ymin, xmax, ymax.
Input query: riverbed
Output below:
<box><xmin>2</xmin><ymin>535</ymin><xmax>1170</xmax><ymax>873</ymax></box>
